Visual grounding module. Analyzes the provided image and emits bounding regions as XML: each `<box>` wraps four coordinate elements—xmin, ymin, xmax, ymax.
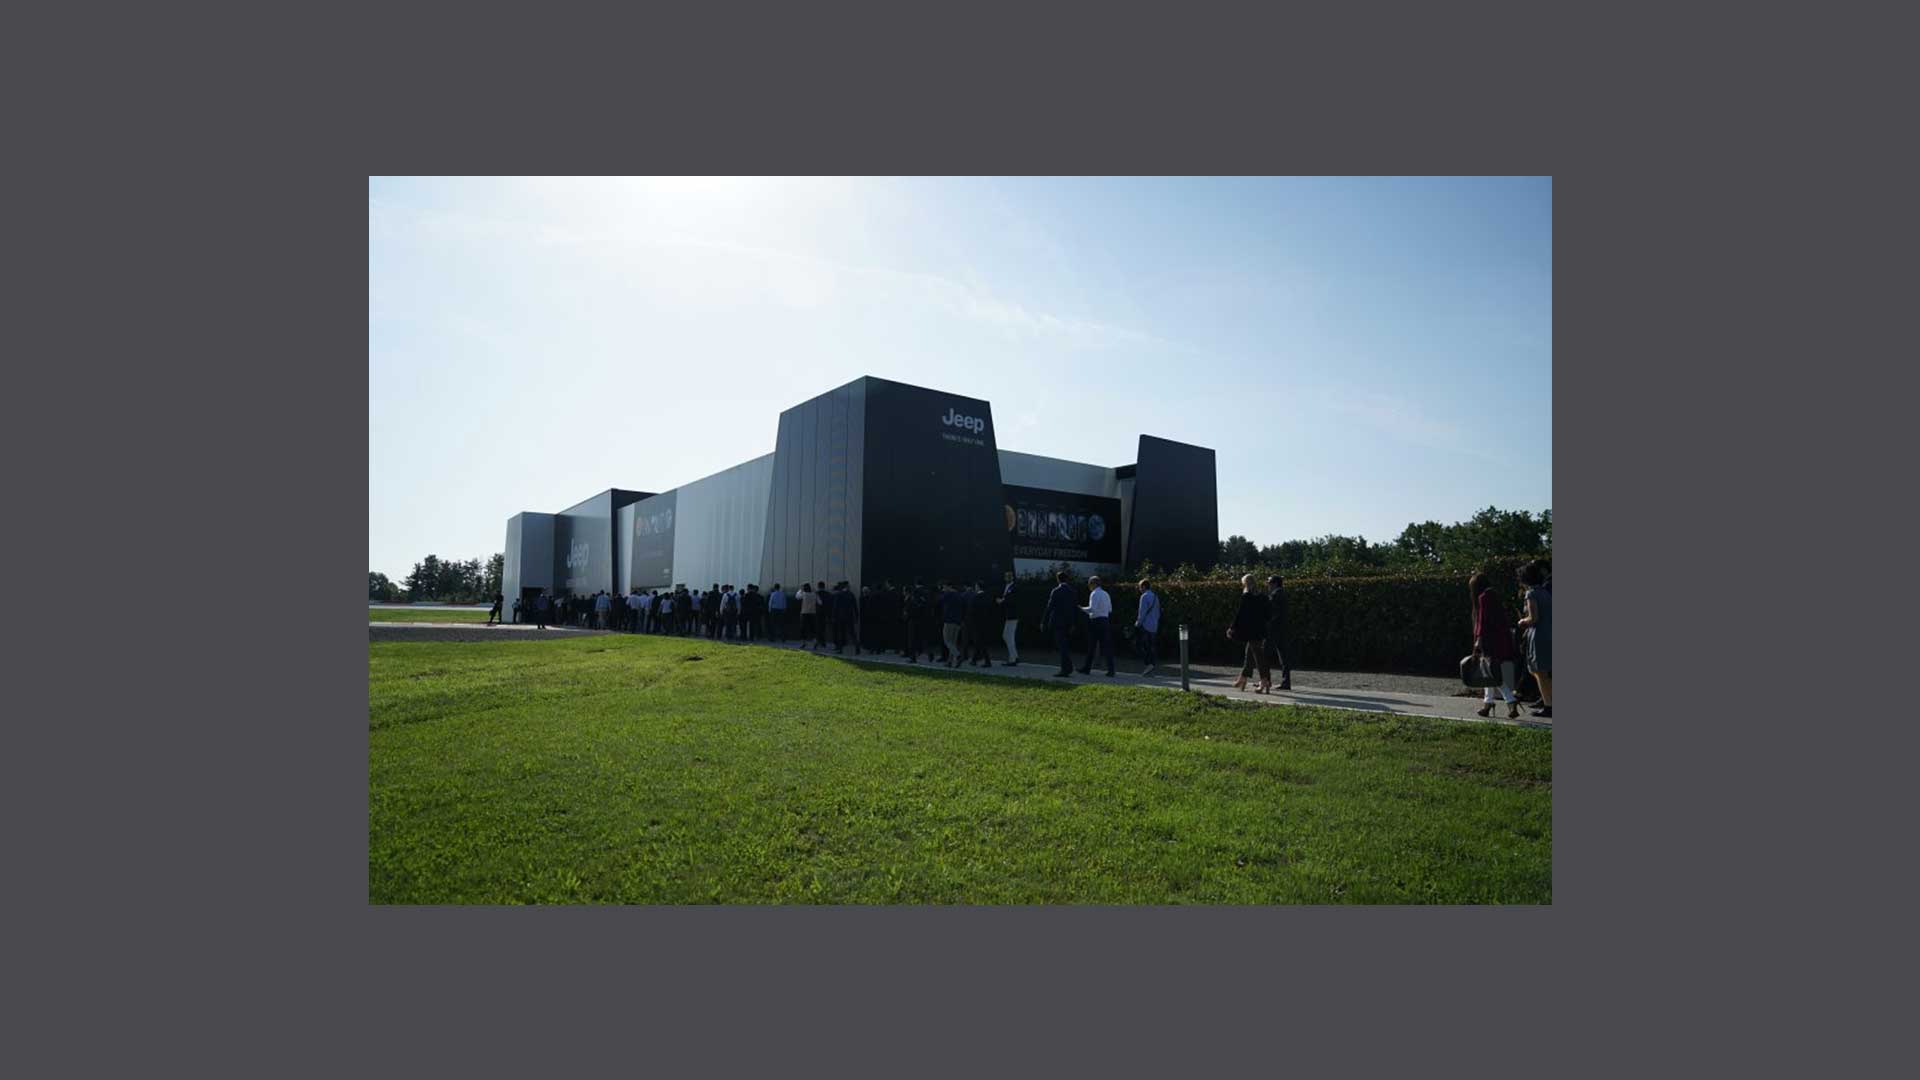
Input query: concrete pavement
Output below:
<box><xmin>370</xmin><ymin>621</ymin><xmax>1550</xmax><ymax>729</ymax></box>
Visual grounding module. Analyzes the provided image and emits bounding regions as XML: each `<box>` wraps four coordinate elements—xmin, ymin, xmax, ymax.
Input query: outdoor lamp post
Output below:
<box><xmin>1179</xmin><ymin>623</ymin><xmax>1190</xmax><ymax>692</ymax></box>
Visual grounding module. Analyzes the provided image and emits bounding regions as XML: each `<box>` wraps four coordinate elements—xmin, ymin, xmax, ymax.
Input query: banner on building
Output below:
<box><xmin>1004</xmin><ymin>484</ymin><xmax>1122</xmax><ymax>565</ymax></box>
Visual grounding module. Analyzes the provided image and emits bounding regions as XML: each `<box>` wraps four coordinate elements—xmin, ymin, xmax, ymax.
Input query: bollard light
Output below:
<box><xmin>1178</xmin><ymin>623</ymin><xmax>1190</xmax><ymax>692</ymax></box>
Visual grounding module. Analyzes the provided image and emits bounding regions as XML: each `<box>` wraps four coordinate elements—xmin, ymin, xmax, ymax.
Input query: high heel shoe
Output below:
<box><xmin>1475</xmin><ymin>703</ymin><xmax>1494</xmax><ymax>718</ymax></box>
<box><xmin>1256</xmin><ymin>681</ymin><xmax>1272</xmax><ymax>694</ymax></box>
<box><xmin>1231</xmin><ymin>676</ymin><xmax>1248</xmax><ymax>691</ymax></box>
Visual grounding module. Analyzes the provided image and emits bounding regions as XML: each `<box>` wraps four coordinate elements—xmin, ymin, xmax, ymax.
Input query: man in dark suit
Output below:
<box><xmin>832</xmin><ymin>581</ymin><xmax>861</xmax><ymax>654</ymax></box>
<box><xmin>1266</xmin><ymin>575</ymin><xmax>1291</xmax><ymax>690</ymax></box>
<box><xmin>903</xmin><ymin>579</ymin><xmax>930</xmax><ymax>662</ymax></box>
<box><xmin>1040</xmin><ymin>571</ymin><xmax>1077</xmax><ymax>677</ymax></box>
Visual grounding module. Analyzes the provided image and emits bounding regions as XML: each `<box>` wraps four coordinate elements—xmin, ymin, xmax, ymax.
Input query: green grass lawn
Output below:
<box><xmin>368</xmin><ymin>607</ymin><xmax>493</xmax><ymax>623</ymax></box>
<box><xmin>370</xmin><ymin>635</ymin><xmax>1551</xmax><ymax>904</ymax></box>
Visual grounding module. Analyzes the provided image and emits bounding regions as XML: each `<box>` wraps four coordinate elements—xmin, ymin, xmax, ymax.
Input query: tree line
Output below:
<box><xmin>1214</xmin><ymin>506</ymin><xmax>1550</xmax><ymax>577</ymax></box>
<box><xmin>370</xmin><ymin>553</ymin><xmax>505</xmax><ymax>603</ymax></box>
<box><xmin>369</xmin><ymin>506</ymin><xmax>1548</xmax><ymax>602</ymax></box>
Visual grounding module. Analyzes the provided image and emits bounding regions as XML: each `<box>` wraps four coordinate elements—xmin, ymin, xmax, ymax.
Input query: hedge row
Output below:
<box><xmin>1008</xmin><ymin>556</ymin><xmax>1537</xmax><ymax>676</ymax></box>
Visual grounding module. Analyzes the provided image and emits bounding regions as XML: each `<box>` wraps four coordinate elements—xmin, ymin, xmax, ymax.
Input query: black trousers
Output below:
<box><xmin>1136</xmin><ymin>626</ymin><xmax>1157</xmax><ymax>668</ymax></box>
<box><xmin>769</xmin><ymin>608</ymin><xmax>786</xmax><ymax>641</ymax></box>
<box><xmin>1052</xmin><ymin>623</ymin><xmax>1074</xmax><ymax>673</ymax></box>
<box><xmin>1082</xmin><ymin>617</ymin><xmax>1115</xmax><ymax>674</ymax></box>
<box><xmin>799</xmin><ymin>612</ymin><xmax>817</xmax><ymax>643</ymax></box>
<box><xmin>1267</xmin><ymin>628</ymin><xmax>1289</xmax><ymax>680</ymax></box>
<box><xmin>833</xmin><ymin>616</ymin><xmax>857</xmax><ymax>652</ymax></box>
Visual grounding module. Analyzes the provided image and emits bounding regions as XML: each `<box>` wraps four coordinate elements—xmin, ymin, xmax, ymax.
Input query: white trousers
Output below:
<box><xmin>1003</xmin><ymin>619</ymin><xmax>1020</xmax><ymax>662</ymax></box>
<box><xmin>1483</xmin><ymin>660</ymin><xmax>1517</xmax><ymax>703</ymax></box>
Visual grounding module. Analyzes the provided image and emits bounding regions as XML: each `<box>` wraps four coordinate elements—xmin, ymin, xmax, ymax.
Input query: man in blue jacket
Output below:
<box><xmin>1040</xmin><ymin>570</ymin><xmax>1077</xmax><ymax>677</ymax></box>
<box><xmin>766</xmin><ymin>583</ymin><xmax>787</xmax><ymax>642</ymax></box>
<box><xmin>1134</xmin><ymin>578</ymin><xmax>1162</xmax><ymax>676</ymax></box>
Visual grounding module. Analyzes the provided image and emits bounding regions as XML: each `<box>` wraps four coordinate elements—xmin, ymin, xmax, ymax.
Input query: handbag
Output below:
<box><xmin>1460</xmin><ymin>653</ymin><xmax>1501</xmax><ymax>688</ymax></box>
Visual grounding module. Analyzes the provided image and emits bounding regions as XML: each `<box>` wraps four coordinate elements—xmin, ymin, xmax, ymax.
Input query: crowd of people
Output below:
<box><xmin>489</xmin><ymin>560</ymin><xmax>1553</xmax><ymax>710</ymax></box>
<box><xmin>500</xmin><ymin>572</ymin><xmax>1194</xmax><ymax>678</ymax></box>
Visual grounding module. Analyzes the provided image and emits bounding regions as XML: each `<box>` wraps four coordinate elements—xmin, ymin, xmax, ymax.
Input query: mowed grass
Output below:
<box><xmin>370</xmin><ymin>635</ymin><xmax>1552</xmax><ymax>904</ymax></box>
<box><xmin>369</xmin><ymin>607</ymin><xmax>492</xmax><ymax>623</ymax></box>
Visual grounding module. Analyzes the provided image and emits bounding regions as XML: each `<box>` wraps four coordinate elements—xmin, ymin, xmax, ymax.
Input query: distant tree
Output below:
<box><xmin>1394</xmin><ymin>521</ymin><xmax>1447</xmax><ymax>565</ymax></box>
<box><xmin>484</xmin><ymin>552</ymin><xmax>504</xmax><ymax>597</ymax></box>
<box><xmin>1446</xmin><ymin>507</ymin><xmax>1548</xmax><ymax>566</ymax></box>
<box><xmin>1219</xmin><ymin>535</ymin><xmax>1259</xmax><ymax>566</ymax></box>
<box><xmin>368</xmin><ymin>571</ymin><xmax>402</xmax><ymax>602</ymax></box>
<box><xmin>404</xmin><ymin>556</ymin><xmax>443</xmax><ymax>600</ymax></box>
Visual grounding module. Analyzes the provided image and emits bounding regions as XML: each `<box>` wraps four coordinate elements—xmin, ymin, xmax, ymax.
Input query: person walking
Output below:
<box><xmin>813</xmin><ymin>582</ymin><xmax>831</xmax><ymax>648</ymax></box>
<box><xmin>865</xmin><ymin>583</ymin><xmax>892</xmax><ymax>654</ymax></box>
<box><xmin>1041</xmin><ymin>571</ymin><xmax>1077</xmax><ymax>677</ymax></box>
<box><xmin>903</xmin><ymin>579</ymin><xmax>930</xmax><ymax>662</ymax></box>
<box><xmin>832</xmin><ymin>581</ymin><xmax>861</xmax><ymax>654</ymax></box>
<box><xmin>1133</xmin><ymin>579</ymin><xmax>1161</xmax><ymax>676</ymax></box>
<box><xmin>594</xmin><ymin>590</ymin><xmax>612</xmax><ymax>630</ymax></box>
<box><xmin>486</xmin><ymin>592</ymin><xmax>503</xmax><ymax>626</ymax></box>
<box><xmin>859</xmin><ymin>585</ymin><xmax>878</xmax><ymax>653</ymax></box>
<box><xmin>1078</xmin><ymin>576</ymin><xmax>1116</xmax><ymax>676</ymax></box>
<box><xmin>996</xmin><ymin>570</ymin><xmax>1022</xmax><ymax>666</ymax></box>
<box><xmin>534</xmin><ymin>589</ymin><xmax>550</xmax><ymax>630</ymax></box>
<box><xmin>511</xmin><ymin>596</ymin><xmax>522</xmax><ymax>624</ymax></box>
<box><xmin>797</xmin><ymin>583</ymin><xmax>819</xmax><ymax>649</ymax></box>
<box><xmin>938</xmin><ymin>581</ymin><xmax>967</xmax><ymax>667</ymax></box>
<box><xmin>1226</xmin><ymin>574</ymin><xmax>1272</xmax><ymax>692</ymax></box>
<box><xmin>1470</xmin><ymin>571</ymin><xmax>1521</xmax><ymax>720</ymax></box>
<box><xmin>743</xmin><ymin>584</ymin><xmax>763</xmax><ymax>643</ymax></box>
<box><xmin>1266</xmin><ymin>575</ymin><xmax>1291</xmax><ymax>691</ymax></box>
<box><xmin>720</xmin><ymin>585</ymin><xmax>739</xmax><ymax>640</ymax></box>
<box><xmin>657</xmin><ymin>590</ymin><xmax>673</xmax><ymax>634</ymax></box>
<box><xmin>954</xmin><ymin>581</ymin><xmax>976</xmax><ymax>665</ymax></box>
<box><xmin>767</xmin><ymin>583</ymin><xmax>787</xmax><ymax>642</ymax></box>
<box><xmin>968</xmin><ymin>581</ymin><xmax>997</xmax><ymax>666</ymax></box>
<box><xmin>1516</xmin><ymin>561</ymin><xmax>1552</xmax><ymax>718</ymax></box>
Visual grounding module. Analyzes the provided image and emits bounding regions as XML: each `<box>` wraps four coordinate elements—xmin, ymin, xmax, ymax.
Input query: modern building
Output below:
<box><xmin>501</xmin><ymin>376</ymin><xmax>1217</xmax><ymax>607</ymax></box>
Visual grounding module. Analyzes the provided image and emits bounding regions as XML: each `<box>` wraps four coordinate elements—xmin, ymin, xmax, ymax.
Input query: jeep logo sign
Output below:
<box><xmin>941</xmin><ymin>407</ymin><xmax>986</xmax><ymax>435</ymax></box>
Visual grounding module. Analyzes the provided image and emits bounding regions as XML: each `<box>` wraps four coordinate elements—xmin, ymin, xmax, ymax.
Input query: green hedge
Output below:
<box><xmin>1011</xmin><ymin>557</ymin><xmax>1536</xmax><ymax>675</ymax></box>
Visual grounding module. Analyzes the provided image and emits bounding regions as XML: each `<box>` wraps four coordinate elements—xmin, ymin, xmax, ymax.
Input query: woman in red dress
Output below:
<box><xmin>1470</xmin><ymin>571</ymin><xmax>1521</xmax><ymax>720</ymax></box>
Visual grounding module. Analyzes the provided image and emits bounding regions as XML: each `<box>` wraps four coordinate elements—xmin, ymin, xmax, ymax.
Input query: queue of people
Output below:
<box><xmin>506</xmin><ymin>573</ymin><xmax>1179</xmax><ymax>678</ymax></box>
<box><xmin>501</xmin><ymin>563</ymin><xmax>1552</xmax><ymax>715</ymax></box>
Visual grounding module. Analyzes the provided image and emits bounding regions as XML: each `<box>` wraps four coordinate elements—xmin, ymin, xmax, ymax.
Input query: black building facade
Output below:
<box><xmin>502</xmin><ymin>376</ymin><xmax>1217</xmax><ymax>607</ymax></box>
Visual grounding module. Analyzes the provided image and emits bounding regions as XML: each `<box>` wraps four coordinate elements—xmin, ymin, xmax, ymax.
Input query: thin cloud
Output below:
<box><xmin>371</xmin><ymin>197</ymin><xmax>1172</xmax><ymax>352</ymax></box>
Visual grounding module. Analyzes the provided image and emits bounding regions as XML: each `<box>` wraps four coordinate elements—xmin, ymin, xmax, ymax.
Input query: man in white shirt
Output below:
<box><xmin>1078</xmin><ymin>575</ymin><xmax>1116</xmax><ymax>676</ymax></box>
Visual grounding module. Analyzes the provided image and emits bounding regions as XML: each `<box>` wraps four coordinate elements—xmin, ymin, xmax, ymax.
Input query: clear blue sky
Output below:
<box><xmin>370</xmin><ymin>177</ymin><xmax>1551</xmax><ymax>581</ymax></box>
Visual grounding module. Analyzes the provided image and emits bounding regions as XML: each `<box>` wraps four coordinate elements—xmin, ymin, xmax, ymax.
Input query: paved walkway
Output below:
<box><xmin>371</xmin><ymin>622</ymin><xmax>1550</xmax><ymax>729</ymax></box>
<box><xmin>758</xmin><ymin>639</ymin><xmax>1549</xmax><ymax>729</ymax></box>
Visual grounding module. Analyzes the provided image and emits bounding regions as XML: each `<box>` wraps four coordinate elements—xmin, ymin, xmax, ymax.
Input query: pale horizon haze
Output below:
<box><xmin>369</xmin><ymin>176</ymin><xmax>1551</xmax><ymax>582</ymax></box>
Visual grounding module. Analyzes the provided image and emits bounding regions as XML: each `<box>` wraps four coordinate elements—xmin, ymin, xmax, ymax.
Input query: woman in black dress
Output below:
<box><xmin>1226</xmin><ymin>573</ymin><xmax>1273</xmax><ymax>693</ymax></box>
